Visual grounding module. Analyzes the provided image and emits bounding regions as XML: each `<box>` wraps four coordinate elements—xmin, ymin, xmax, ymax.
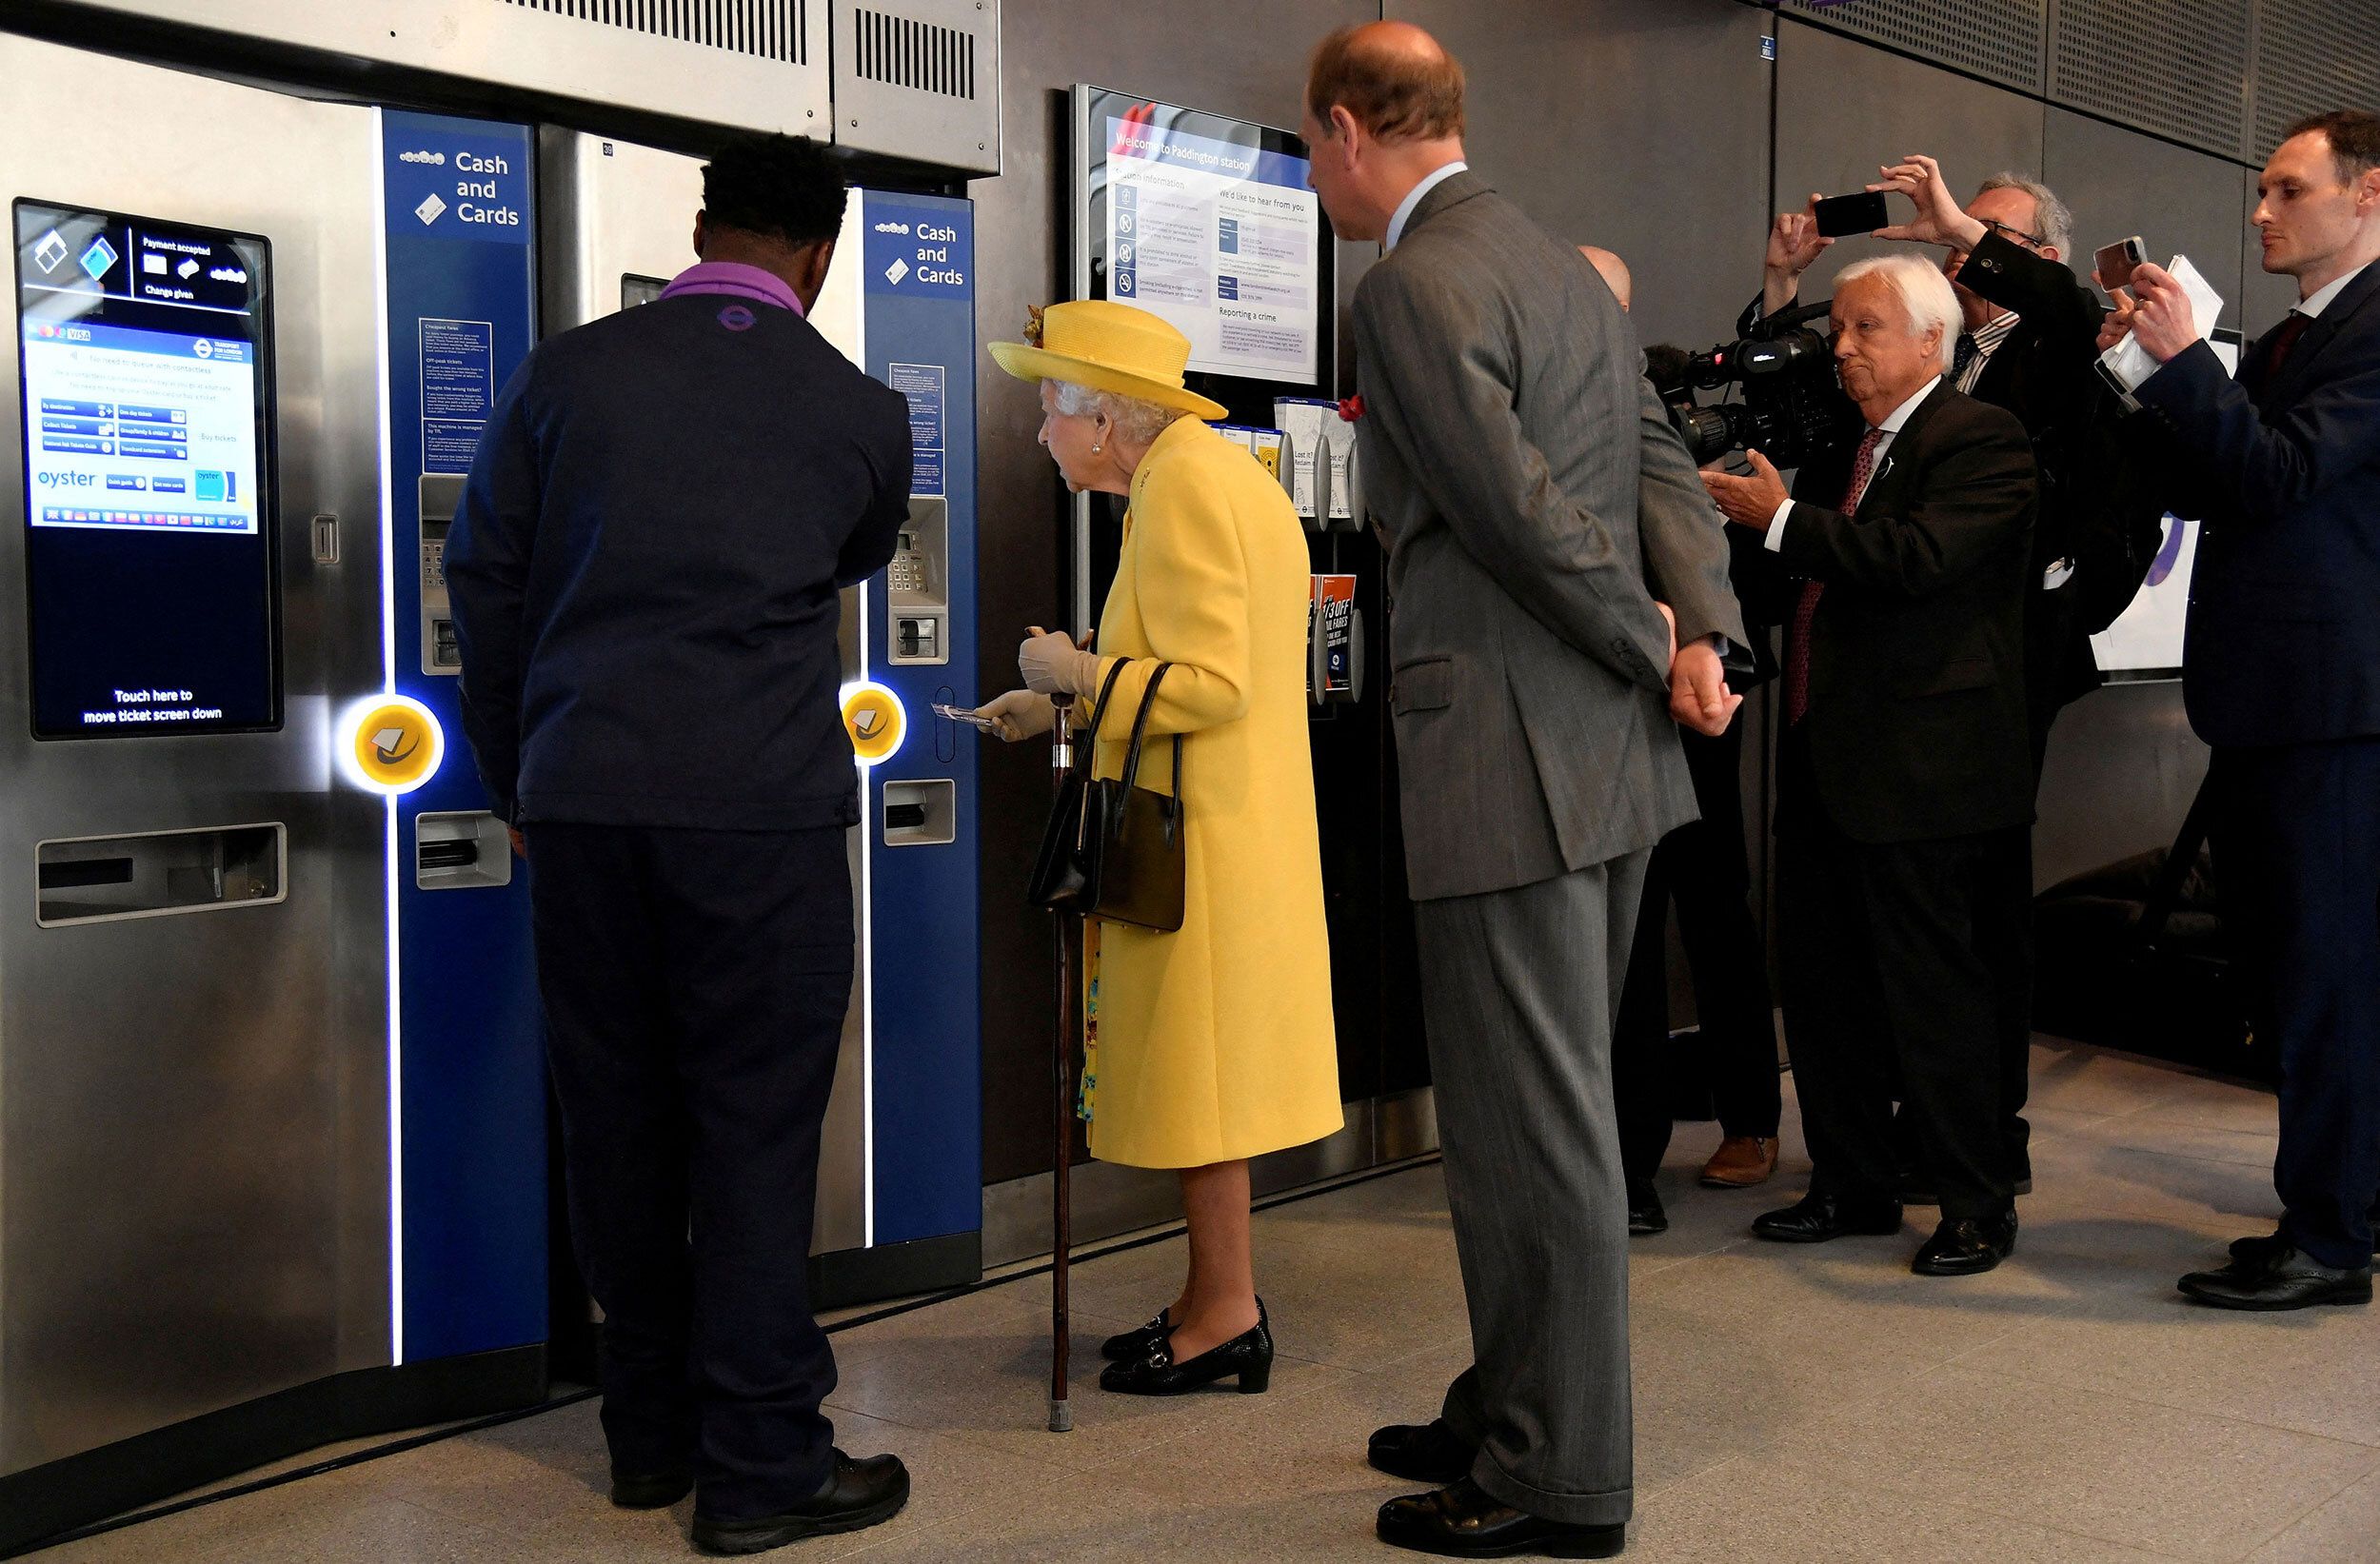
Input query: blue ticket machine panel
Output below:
<box><xmin>14</xmin><ymin>201</ymin><xmax>279</xmax><ymax>737</ymax></box>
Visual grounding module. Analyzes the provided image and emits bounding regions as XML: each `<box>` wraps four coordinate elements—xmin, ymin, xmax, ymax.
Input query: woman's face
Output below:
<box><xmin>1038</xmin><ymin>381</ymin><xmax>1107</xmax><ymax>494</ymax></box>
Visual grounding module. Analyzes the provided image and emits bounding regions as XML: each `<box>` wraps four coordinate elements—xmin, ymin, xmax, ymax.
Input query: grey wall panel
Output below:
<box><xmin>1775</xmin><ymin>19</ymin><xmax>2046</xmax><ymax>304</ymax></box>
<box><xmin>2035</xmin><ymin>685</ymin><xmax>2209</xmax><ymax>891</ymax></box>
<box><xmin>970</xmin><ymin>0</ymin><xmax>1371</xmax><ymax>1186</ymax></box>
<box><xmin>2042</xmin><ymin>106</ymin><xmax>2245</xmax><ymax>333</ymax></box>
<box><xmin>1384</xmin><ymin>0</ymin><xmax>1776</xmax><ymax>356</ymax></box>
<box><xmin>2049</xmin><ymin>0</ymin><xmax>2249</xmax><ymax>160</ymax></box>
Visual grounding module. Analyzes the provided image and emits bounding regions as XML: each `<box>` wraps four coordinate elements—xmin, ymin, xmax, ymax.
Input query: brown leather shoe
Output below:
<box><xmin>1700</xmin><ymin>1136</ymin><xmax>1780</xmax><ymax>1188</ymax></box>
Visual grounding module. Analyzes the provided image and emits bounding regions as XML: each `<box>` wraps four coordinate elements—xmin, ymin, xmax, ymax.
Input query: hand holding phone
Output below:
<box><xmin>2094</xmin><ymin>236</ymin><xmax>2147</xmax><ymax>294</ymax></box>
<box><xmin>1814</xmin><ymin>190</ymin><xmax>1892</xmax><ymax>239</ymax></box>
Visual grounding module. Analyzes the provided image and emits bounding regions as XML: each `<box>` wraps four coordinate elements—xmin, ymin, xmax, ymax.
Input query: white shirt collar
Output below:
<box><xmin>1385</xmin><ymin>160</ymin><xmax>1468</xmax><ymax>251</ymax></box>
<box><xmin>2297</xmin><ymin>260</ymin><xmax>2370</xmax><ymax>320</ymax></box>
<box><xmin>1874</xmin><ymin>375</ymin><xmax>1942</xmax><ymax>436</ymax></box>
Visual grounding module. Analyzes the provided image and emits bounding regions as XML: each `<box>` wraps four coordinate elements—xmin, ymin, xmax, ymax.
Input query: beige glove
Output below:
<box><xmin>978</xmin><ymin>688</ymin><xmax>1057</xmax><ymax>742</ymax></box>
<box><xmin>1019</xmin><ymin>626</ymin><xmax>1101</xmax><ymax>696</ymax></box>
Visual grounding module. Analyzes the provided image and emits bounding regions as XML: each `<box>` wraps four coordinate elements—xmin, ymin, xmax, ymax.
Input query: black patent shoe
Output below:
<box><xmin>1368</xmin><ymin>1418</ymin><xmax>1478</xmax><ymax>1485</ymax></box>
<box><xmin>690</xmin><ymin>1450</ymin><xmax>909</xmax><ymax>1554</ymax></box>
<box><xmin>1378</xmin><ymin>1477</ymin><xmax>1625</xmax><ymax>1558</ymax></box>
<box><xmin>1626</xmin><ymin>1183</ymin><xmax>1668</xmax><ymax>1237</ymax></box>
<box><xmin>1101</xmin><ymin>1307</ymin><xmax>1173</xmax><ymax>1362</ymax></box>
<box><xmin>1100</xmin><ymin>1300</ymin><xmax>1272</xmax><ymax>1396</ymax></box>
<box><xmin>2180</xmin><ymin>1241</ymin><xmax>2373</xmax><ymax>1312</ymax></box>
<box><xmin>1751</xmin><ymin>1192</ymin><xmax>1903</xmax><ymax>1243</ymax></box>
<box><xmin>610</xmin><ymin>1467</ymin><xmax>692</xmax><ymax>1509</ymax></box>
<box><xmin>1911</xmin><ymin>1209</ymin><xmax>2018</xmax><ymax>1276</ymax></box>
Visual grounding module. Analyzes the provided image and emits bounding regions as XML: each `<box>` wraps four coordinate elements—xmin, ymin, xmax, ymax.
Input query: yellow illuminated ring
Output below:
<box><xmin>337</xmin><ymin>694</ymin><xmax>446</xmax><ymax>795</ymax></box>
<box><xmin>840</xmin><ymin>681</ymin><xmax>906</xmax><ymax>766</ymax></box>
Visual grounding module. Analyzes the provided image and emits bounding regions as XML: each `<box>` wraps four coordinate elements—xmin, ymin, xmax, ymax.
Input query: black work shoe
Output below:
<box><xmin>1100</xmin><ymin>1299</ymin><xmax>1272</xmax><ymax>1396</ymax></box>
<box><xmin>690</xmin><ymin>1451</ymin><xmax>909</xmax><ymax>1555</ymax></box>
<box><xmin>2180</xmin><ymin>1241</ymin><xmax>2374</xmax><ymax>1312</ymax></box>
<box><xmin>609</xmin><ymin>1468</ymin><xmax>692</xmax><ymax>1509</ymax></box>
<box><xmin>1377</xmin><ymin>1477</ymin><xmax>1625</xmax><ymax>1558</ymax></box>
<box><xmin>1368</xmin><ymin>1418</ymin><xmax>1478</xmax><ymax>1486</ymax></box>
<box><xmin>1911</xmin><ymin>1209</ymin><xmax>2018</xmax><ymax>1276</ymax></box>
<box><xmin>1751</xmin><ymin>1192</ymin><xmax>1903</xmax><ymax>1243</ymax></box>
<box><xmin>1101</xmin><ymin>1308</ymin><xmax>1171</xmax><ymax>1362</ymax></box>
<box><xmin>1626</xmin><ymin>1183</ymin><xmax>1668</xmax><ymax>1237</ymax></box>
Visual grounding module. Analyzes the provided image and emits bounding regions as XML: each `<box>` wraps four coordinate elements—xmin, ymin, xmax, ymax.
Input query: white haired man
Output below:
<box><xmin>1704</xmin><ymin>254</ymin><xmax>2039</xmax><ymax>1276</ymax></box>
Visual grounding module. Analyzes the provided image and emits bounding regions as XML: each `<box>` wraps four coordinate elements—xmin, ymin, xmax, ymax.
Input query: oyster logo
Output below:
<box><xmin>872</xmin><ymin>220</ymin><xmax>911</xmax><ymax>234</ymax></box>
<box><xmin>400</xmin><ymin>149</ymin><xmax>446</xmax><ymax>166</ymax></box>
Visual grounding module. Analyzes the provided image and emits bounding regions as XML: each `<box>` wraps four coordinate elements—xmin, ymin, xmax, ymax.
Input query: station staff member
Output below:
<box><xmin>446</xmin><ymin>133</ymin><xmax>914</xmax><ymax>1554</ymax></box>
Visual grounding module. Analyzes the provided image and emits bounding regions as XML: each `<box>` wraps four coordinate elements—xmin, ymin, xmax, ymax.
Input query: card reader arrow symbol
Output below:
<box><xmin>373</xmin><ymin>727</ymin><xmax>420</xmax><ymax>764</ymax></box>
<box><xmin>854</xmin><ymin>710</ymin><xmax>884</xmax><ymax>739</ymax></box>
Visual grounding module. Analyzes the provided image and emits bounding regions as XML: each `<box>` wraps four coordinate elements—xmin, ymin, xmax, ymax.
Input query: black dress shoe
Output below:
<box><xmin>609</xmin><ymin>1468</ymin><xmax>692</xmax><ymax>1509</ymax></box>
<box><xmin>1368</xmin><ymin>1418</ymin><xmax>1478</xmax><ymax>1485</ymax></box>
<box><xmin>2181</xmin><ymin>1241</ymin><xmax>2374</xmax><ymax>1312</ymax></box>
<box><xmin>1101</xmin><ymin>1299</ymin><xmax>1272</xmax><ymax>1395</ymax></box>
<box><xmin>1912</xmin><ymin>1209</ymin><xmax>2018</xmax><ymax>1277</ymax></box>
<box><xmin>1378</xmin><ymin>1477</ymin><xmax>1624</xmax><ymax>1558</ymax></box>
<box><xmin>1101</xmin><ymin>1308</ymin><xmax>1171</xmax><ymax>1362</ymax></box>
<box><xmin>1626</xmin><ymin>1183</ymin><xmax>1668</xmax><ymax>1237</ymax></box>
<box><xmin>690</xmin><ymin>1450</ymin><xmax>908</xmax><ymax>1555</ymax></box>
<box><xmin>1751</xmin><ymin>1192</ymin><xmax>1903</xmax><ymax>1243</ymax></box>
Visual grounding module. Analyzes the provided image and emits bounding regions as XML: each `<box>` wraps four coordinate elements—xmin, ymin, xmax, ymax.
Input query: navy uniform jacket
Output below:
<box><xmin>446</xmin><ymin>291</ymin><xmax>913</xmax><ymax>829</ymax></box>
<box><xmin>2134</xmin><ymin>262</ymin><xmax>2380</xmax><ymax>748</ymax></box>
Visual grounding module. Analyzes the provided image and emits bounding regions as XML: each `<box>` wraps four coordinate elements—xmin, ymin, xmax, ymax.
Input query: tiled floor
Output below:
<box><xmin>43</xmin><ymin>1039</ymin><xmax>2380</xmax><ymax>1563</ymax></box>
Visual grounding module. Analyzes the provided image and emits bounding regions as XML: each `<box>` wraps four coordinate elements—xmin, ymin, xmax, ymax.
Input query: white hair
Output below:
<box><xmin>1975</xmin><ymin>171</ymin><xmax>2073</xmax><ymax>257</ymax></box>
<box><xmin>1048</xmin><ymin>379</ymin><xmax>1189</xmax><ymax>447</ymax></box>
<box><xmin>1835</xmin><ymin>254</ymin><xmax>1962</xmax><ymax>372</ymax></box>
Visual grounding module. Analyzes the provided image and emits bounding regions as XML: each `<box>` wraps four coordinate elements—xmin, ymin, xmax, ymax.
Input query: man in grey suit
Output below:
<box><xmin>1301</xmin><ymin>22</ymin><xmax>1745</xmax><ymax>1560</ymax></box>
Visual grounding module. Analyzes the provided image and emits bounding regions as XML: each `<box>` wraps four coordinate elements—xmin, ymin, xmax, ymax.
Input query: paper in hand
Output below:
<box><xmin>2098</xmin><ymin>254</ymin><xmax>2225</xmax><ymax>395</ymax></box>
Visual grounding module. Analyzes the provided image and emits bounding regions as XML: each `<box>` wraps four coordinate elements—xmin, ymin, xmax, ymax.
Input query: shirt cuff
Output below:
<box><xmin>1763</xmin><ymin>497</ymin><xmax>1794</xmax><ymax>551</ymax></box>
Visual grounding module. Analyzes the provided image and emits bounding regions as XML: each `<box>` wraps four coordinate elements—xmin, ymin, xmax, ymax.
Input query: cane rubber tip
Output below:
<box><xmin>1047</xmin><ymin>1398</ymin><xmax>1072</xmax><ymax>1433</ymax></box>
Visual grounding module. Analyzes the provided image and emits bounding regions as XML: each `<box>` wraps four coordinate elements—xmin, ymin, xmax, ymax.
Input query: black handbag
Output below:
<box><xmin>1026</xmin><ymin>660</ymin><xmax>1187</xmax><ymax>933</ymax></box>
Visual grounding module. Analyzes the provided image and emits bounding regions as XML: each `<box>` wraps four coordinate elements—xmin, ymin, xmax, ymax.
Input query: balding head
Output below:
<box><xmin>1305</xmin><ymin>21</ymin><xmax>1465</xmax><ymax>145</ymax></box>
<box><xmin>1579</xmin><ymin>245</ymin><xmax>1632</xmax><ymax>311</ymax></box>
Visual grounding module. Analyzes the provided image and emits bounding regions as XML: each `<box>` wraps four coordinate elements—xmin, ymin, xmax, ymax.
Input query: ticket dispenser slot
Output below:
<box><xmin>419</xmin><ymin>473</ymin><xmax>464</xmax><ymax>676</ymax></box>
<box><xmin>883</xmin><ymin>779</ymin><xmax>956</xmax><ymax>846</ymax></box>
<box><xmin>887</xmin><ymin>498</ymin><xmax>949</xmax><ymax>666</ymax></box>
<box><xmin>414</xmin><ymin>810</ymin><xmax>514</xmax><ymax>890</ymax></box>
<box><xmin>35</xmin><ymin>824</ymin><xmax>287</xmax><ymax>927</ymax></box>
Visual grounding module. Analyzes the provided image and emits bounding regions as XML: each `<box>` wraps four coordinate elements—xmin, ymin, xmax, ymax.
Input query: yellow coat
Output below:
<box><xmin>1080</xmin><ymin>416</ymin><xmax>1342</xmax><ymax>1169</ymax></box>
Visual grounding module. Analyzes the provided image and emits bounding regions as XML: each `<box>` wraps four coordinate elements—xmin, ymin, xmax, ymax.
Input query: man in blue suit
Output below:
<box><xmin>2112</xmin><ymin>109</ymin><xmax>2380</xmax><ymax>1311</ymax></box>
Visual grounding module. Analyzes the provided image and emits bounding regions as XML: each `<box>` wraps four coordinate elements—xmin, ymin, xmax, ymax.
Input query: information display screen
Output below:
<box><xmin>14</xmin><ymin>199</ymin><xmax>279</xmax><ymax>737</ymax></box>
<box><xmin>1074</xmin><ymin>88</ymin><xmax>1328</xmax><ymax>389</ymax></box>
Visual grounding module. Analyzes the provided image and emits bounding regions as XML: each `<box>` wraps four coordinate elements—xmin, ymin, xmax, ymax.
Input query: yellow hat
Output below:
<box><xmin>987</xmin><ymin>300</ymin><xmax>1228</xmax><ymax>421</ymax></box>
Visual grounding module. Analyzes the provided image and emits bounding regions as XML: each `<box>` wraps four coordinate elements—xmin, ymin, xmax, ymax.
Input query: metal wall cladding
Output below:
<box><xmin>2251</xmin><ymin>0</ymin><xmax>2380</xmax><ymax>159</ymax></box>
<box><xmin>497</xmin><ymin>0</ymin><xmax>812</xmax><ymax>63</ymax></box>
<box><xmin>1785</xmin><ymin>0</ymin><xmax>2047</xmax><ymax>93</ymax></box>
<box><xmin>2052</xmin><ymin>0</ymin><xmax>2251</xmax><ymax>159</ymax></box>
<box><xmin>830</xmin><ymin>0</ymin><xmax>1002</xmax><ymax>174</ymax></box>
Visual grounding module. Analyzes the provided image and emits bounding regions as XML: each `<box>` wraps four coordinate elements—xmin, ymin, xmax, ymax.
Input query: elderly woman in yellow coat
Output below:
<box><xmin>977</xmin><ymin>300</ymin><xmax>1340</xmax><ymax>1396</ymax></box>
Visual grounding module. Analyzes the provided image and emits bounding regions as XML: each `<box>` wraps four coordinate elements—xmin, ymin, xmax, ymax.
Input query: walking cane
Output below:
<box><xmin>1047</xmin><ymin>690</ymin><xmax>1077</xmax><ymax>1434</ymax></box>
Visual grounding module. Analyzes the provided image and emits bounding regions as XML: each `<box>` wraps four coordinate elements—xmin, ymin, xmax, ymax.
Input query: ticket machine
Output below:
<box><xmin>539</xmin><ymin>131</ymin><xmax>983</xmax><ymax>1305</ymax></box>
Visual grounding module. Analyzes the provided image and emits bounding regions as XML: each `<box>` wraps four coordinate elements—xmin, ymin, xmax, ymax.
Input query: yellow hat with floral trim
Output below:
<box><xmin>987</xmin><ymin>300</ymin><xmax>1228</xmax><ymax>420</ymax></box>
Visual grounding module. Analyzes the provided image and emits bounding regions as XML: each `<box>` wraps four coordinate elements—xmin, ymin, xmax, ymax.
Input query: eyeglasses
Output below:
<box><xmin>1978</xmin><ymin>217</ymin><xmax>2049</xmax><ymax>249</ymax></box>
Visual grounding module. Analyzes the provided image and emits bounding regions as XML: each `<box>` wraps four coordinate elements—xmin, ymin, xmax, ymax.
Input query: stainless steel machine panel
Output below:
<box><xmin>32</xmin><ymin>0</ymin><xmax>833</xmax><ymax>146</ymax></box>
<box><xmin>534</xmin><ymin>128</ymin><xmax>874</xmax><ymax>1258</ymax></box>
<box><xmin>831</xmin><ymin>0</ymin><xmax>1003</xmax><ymax>174</ymax></box>
<box><xmin>0</xmin><ymin>34</ymin><xmax>389</xmax><ymax>1475</ymax></box>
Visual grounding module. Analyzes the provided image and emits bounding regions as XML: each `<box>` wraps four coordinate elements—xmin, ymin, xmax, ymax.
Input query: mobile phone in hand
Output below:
<box><xmin>2094</xmin><ymin>236</ymin><xmax>2147</xmax><ymax>292</ymax></box>
<box><xmin>1814</xmin><ymin>190</ymin><xmax>1891</xmax><ymax>238</ymax></box>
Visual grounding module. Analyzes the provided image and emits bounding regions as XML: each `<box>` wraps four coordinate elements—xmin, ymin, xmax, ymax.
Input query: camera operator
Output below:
<box><xmin>1702</xmin><ymin>256</ymin><xmax>2038</xmax><ymax>1277</ymax></box>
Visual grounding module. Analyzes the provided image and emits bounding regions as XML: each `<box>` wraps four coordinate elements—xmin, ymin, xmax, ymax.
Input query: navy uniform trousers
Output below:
<box><xmin>527</xmin><ymin>822</ymin><xmax>852</xmax><ymax>1521</ymax></box>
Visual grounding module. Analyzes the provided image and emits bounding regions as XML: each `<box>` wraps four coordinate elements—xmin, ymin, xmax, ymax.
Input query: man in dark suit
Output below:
<box><xmin>1302</xmin><ymin>21</ymin><xmax>1745</xmax><ymax>1559</ymax></box>
<box><xmin>2107</xmin><ymin>109</ymin><xmax>2380</xmax><ymax>1311</ymax></box>
<box><xmin>446</xmin><ymin>134</ymin><xmax>915</xmax><ymax>1549</ymax></box>
<box><xmin>1705</xmin><ymin>254</ymin><xmax>2038</xmax><ymax>1277</ymax></box>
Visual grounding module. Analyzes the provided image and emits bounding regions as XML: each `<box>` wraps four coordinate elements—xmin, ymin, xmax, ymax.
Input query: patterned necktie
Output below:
<box><xmin>2261</xmin><ymin>311</ymin><xmax>2310</xmax><ymax>383</ymax></box>
<box><xmin>1952</xmin><ymin>330</ymin><xmax>1979</xmax><ymax>386</ymax></box>
<box><xmin>1784</xmin><ymin>426</ymin><xmax>1886</xmax><ymax>726</ymax></box>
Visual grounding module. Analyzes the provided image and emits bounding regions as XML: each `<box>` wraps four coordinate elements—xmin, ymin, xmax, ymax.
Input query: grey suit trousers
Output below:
<box><xmin>1415</xmin><ymin>850</ymin><xmax>1649</xmax><ymax>1529</ymax></box>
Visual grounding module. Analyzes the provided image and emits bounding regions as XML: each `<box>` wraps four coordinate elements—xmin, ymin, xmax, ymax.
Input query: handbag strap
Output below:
<box><xmin>1071</xmin><ymin>659</ymin><xmax>1132</xmax><ymax>782</ymax></box>
<box><xmin>1116</xmin><ymin>663</ymin><xmax>1179</xmax><ymax>806</ymax></box>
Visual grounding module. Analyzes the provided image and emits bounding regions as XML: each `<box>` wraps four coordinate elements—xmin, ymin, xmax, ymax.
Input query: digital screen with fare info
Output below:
<box><xmin>15</xmin><ymin>199</ymin><xmax>280</xmax><ymax>736</ymax></box>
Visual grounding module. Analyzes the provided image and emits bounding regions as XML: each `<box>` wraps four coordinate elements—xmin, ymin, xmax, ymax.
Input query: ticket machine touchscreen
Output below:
<box><xmin>14</xmin><ymin>199</ymin><xmax>278</xmax><ymax>737</ymax></box>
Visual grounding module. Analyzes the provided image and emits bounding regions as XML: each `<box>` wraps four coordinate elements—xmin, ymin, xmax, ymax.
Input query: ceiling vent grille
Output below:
<box><xmin>1785</xmin><ymin>0</ymin><xmax>2045</xmax><ymax>93</ymax></box>
<box><xmin>851</xmin><ymin>7</ymin><xmax>977</xmax><ymax>99</ymax></box>
<box><xmin>497</xmin><ymin>0</ymin><xmax>809</xmax><ymax>66</ymax></box>
<box><xmin>2052</xmin><ymin>0</ymin><xmax>2249</xmax><ymax>158</ymax></box>
<box><xmin>2251</xmin><ymin>0</ymin><xmax>2380</xmax><ymax>160</ymax></box>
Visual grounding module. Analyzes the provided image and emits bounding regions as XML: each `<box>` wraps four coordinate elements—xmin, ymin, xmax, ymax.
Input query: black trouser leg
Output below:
<box><xmin>531</xmin><ymin>822</ymin><xmax>853</xmax><ymax>1520</ymax></box>
<box><xmin>1672</xmin><ymin>723</ymin><xmax>1781</xmax><ymax>1139</ymax></box>
<box><xmin>1612</xmin><ymin>842</ymin><xmax>1676</xmax><ymax>1188</ymax></box>
<box><xmin>1776</xmin><ymin>812</ymin><xmax>1896</xmax><ymax>1203</ymax></box>
<box><xmin>2210</xmin><ymin>742</ymin><xmax>2380</xmax><ymax>1270</ymax></box>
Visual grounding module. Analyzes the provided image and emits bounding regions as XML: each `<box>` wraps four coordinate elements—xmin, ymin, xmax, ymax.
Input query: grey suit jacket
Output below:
<box><xmin>1355</xmin><ymin>170</ymin><xmax>1745</xmax><ymax>901</ymax></box>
